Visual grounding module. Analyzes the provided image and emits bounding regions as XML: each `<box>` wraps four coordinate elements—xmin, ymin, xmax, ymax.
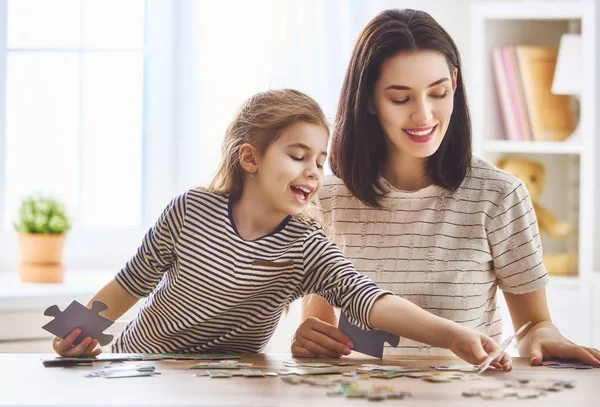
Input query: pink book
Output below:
<box><xmin>491</xmin><ymin>47</ymin><xmax>519</xmax><ymax>141</ymax></box>
<box><xmin>501</xmin><ymin>46</ymin><xmax>526</xmax><ymax>141</ymax></box>
<box><xmin>505</xmin><ymin>46</ymin><xmax>533</xmax><ymax>141</ymax></box>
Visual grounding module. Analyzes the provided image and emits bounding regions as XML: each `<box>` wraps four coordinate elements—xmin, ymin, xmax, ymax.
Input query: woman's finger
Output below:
<box><xmin>294</xmin><ymin>336</ymin><xmax>340</xmax><ymax>358</ymax></box>
<box><xmin>291</xmin><ymin>341</ymin><xmax>318</xmax><ymax>358</ymax></box>
<box><xmin>298</xmin><ymin>328</ymin><xmax>351</xmax><ymax>356</ymax></box>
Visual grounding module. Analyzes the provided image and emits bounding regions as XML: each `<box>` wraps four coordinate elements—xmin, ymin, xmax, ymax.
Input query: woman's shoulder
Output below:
<box><xmin>464</xmin><ymin>156</ymin><xmax>523</xmax><ymax>195</ymax></box>
<box><xmin>320</xmin><ymin>174</ymin><xmax>350</xmax><ymax>197</ymax></box>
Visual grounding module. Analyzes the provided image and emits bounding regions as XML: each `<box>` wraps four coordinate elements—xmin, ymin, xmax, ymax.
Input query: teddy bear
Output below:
<box><xmin>496</xmin><ymin>157</ymin><xmax>577</xmax><ymax>276</ymax></box>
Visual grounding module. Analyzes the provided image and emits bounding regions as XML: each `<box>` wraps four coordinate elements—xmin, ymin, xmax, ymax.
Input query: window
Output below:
<box><xmin>4</xmin><ymin>0</ymin><xmax>144</xmax><ymax>229</ymax></box>
<box><xmin>0</xmin><ymin>0</ymin><xmax>175</xmax><ymax>269</ymax></box>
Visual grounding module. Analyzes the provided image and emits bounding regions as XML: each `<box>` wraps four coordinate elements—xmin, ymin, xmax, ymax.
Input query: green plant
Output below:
<box><xmin>13</xmin><ymin>194</ymin><xmax>72</xmax><ymax>234</ymax></box>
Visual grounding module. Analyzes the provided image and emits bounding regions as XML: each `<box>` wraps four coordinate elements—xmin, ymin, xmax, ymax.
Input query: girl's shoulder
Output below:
<box><xmin>183</xmin><ymin>187</ymin><xmax>229</xmax><ymax>211</ymax></box>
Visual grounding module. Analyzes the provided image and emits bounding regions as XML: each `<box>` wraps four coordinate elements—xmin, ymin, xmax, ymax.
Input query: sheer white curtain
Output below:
<box><xmin>172</xmin><ymin>0</ymin><xmax>367</xmax><ymax>191</ymax></box>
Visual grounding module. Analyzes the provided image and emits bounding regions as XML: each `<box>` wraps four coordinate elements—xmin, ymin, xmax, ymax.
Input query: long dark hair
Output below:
<box><xmin>330</xmin><ymin>9</ymin><xmax>472</xmax><ymax>208</ymax></box>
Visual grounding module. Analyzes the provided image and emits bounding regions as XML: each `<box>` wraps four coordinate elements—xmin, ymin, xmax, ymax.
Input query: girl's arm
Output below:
<box><xmin>51</xmin><ymin>193</ymin><xmax>187</xmax><ymax>358</ymax></box>
<box><xmin>504</xmin><ymin>288</ymin><xmax>600</xmax><ymax>365</ymax></box>
<box><xmin>87</xmin><ymin>278</ymin><xmax>140</xmax><ymax>321</ymax></box>
<box><xmin>52</xmin><ymin>278</ymin><xmax>139</xmax><ymax>357</ymax></box>
<box><xmin>369</xmin><ymin>294</ymin><xmax>507</xmax><ymax>366</ymax></box>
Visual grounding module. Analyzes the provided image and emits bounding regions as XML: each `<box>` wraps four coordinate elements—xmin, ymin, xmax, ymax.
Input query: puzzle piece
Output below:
<box><xmin>477</xmin><ymin>320</ymin><xmax>532</xmax><ymax>374</ymax></box>
<box><xmin>541</xmin><ymin>360</ymin><xmax>600</xmax><ymax>369</ymax></box>
<box><xmin>431</xmin><ymin>364</ymin><xmax>480</xmax><ymax>373</ymax></box>
<box><xmin>42</xmin><ymin>300</ymin><xmax>114</xmax><ymax>346</ymax></box>
<box><xmin>338</xmin><ymin>313</ymin><xmax>399</xmax><ymax>358</ymax></box>
<box><xmin>463</xmin><ymin>378</ymin><xmax>576</xmax><ymax>400</ymax></box>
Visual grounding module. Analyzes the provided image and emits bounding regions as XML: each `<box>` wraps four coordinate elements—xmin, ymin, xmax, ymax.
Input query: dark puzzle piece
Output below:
<box><xmin>338</xmin><ymin>313</ymin><xmax>400</xmax><ymax>358</ymax></box>
<box><xmin>42</xmin><ymin>300</ymin><xmax>115</xmax><ymax>346</ymax></box>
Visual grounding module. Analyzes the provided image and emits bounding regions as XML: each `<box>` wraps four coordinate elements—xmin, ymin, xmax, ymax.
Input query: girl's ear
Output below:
<box><xmin>239</xmin><ymin>143</ymin><xmax>258</xmax><ymax>173</ymax></box>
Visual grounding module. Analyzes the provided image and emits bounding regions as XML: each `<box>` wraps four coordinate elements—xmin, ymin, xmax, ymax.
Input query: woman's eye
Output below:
<box><xmin>392</xmin><ymin>98</ymin><xmax>409</xmax><ymax>105</ymax></box>
<box><xmin>431</xmin><ymin>92</ymin><xmax>447</xmax><ymax>99</ymax></box>
<box><xmin>291</xmin><ymin>155</ymin><xmax>303</xmax><ymax>161</ymax></box>
<box><xmin>316</xmin><ymin>163</ymin><xmax>324</xmax><ymax>169</ymax></box>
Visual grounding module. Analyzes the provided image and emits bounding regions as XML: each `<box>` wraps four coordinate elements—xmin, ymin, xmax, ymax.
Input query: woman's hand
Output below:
<box><xmin>448</xmin><ymin>325</ymin><xmax>512</xmax><ymax>371</ymax></box>
<box><xmin>52</xmin><ymin>329</ymin><xmax>102</xmax><ymax>358</ymax></box>
<box><xmin>519</xmin><ymin>321</ymin><xmax>600</xmax><ymax>366</ymax></box>
<box><xmin>291</xmin><ymin>317</ymin><xmax>354</xmax><ymax>358</ymax></box>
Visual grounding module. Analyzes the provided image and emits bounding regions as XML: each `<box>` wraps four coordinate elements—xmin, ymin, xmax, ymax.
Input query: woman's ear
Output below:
<box><xmin>367</xmin><ymin>96</ymin><xmax>376</xmax><ymax>115</ymax></box>
<box><xmin>239</xmin><ymin>143</ymin><xmax>258</xmax><ymax>174</ymax></box>
<box><xmin>451</xmin><ymin>68</ymin><xmax>458</xmax><ymax>92</ymax></box>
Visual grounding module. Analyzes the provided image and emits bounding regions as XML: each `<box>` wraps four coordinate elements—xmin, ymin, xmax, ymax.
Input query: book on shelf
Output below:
<box><xmin>491</xmin><ymin>45</ymin><xmax>575</xmax><ymax>142</ymax></box>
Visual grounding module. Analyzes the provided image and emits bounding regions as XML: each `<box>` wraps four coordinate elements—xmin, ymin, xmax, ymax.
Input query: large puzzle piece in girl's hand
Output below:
<box><xmin>338</xmin><ymin>313</ymin><xmax>399</xmax><ymax>358</ymax></box>
<box><xmin>42</xmin><ymin>300</ymin><xmax>115</xmax><ymax>346</ymax></box>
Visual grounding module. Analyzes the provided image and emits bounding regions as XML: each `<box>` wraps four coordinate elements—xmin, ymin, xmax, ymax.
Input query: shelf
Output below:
<box><xmin>0</xmin><ymin>268</ymin><xmax>114</xmax><ymax>311</ymax></box>
<box><xmin>483</xmin><ymin>140</ymin><xmax>582</xmax><ymax>155</ymax></box>
<box><xmin>547</xmin><ymin>275</ymin><xmax>583</xmax><ymax>289</ymax></box>
<box><xmin>474</xmin><ymin>1</ymin><xmax>592</xmax><ymax>20</ymax></box>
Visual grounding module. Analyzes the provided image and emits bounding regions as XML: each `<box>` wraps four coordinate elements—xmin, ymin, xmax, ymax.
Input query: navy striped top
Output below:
<box><xmin>112</xmin><ymin>189</ymin><xmax>388</xmax><ymax>353</ymax></box>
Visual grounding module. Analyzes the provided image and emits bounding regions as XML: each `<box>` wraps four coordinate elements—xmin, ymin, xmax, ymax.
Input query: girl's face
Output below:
<box><xmin>370</xmin><ymin>50</ymin><xmax>457</xmax><ymax>161</ymax></box>
<box><xmin>255</xmin><ymin>121</ymin><xmax>328</xmax><ymax>216</ymax></box>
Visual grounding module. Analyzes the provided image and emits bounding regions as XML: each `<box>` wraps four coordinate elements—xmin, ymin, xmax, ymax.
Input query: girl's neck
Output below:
<box><xmin>231</xmin><ymin>187</ymin><xmax>289</xmax><ymax>241</ymax></box>
<box><xmin>381</xmin><ymin>154</ymin><xmax>431</xmax><ymax>192</ymax></box>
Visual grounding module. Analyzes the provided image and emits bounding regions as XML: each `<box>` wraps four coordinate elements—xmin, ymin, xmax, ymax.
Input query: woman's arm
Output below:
<box><xmin>52</xmin><ymin>278</ymin><xmax>139</xmax><ymax>357</ymax></box>
<box><xmin>292</xmin><ymin>295</ymin><xmax>352</xmax><ymax>358</ymax></box>
<box><xmin>504</xmin><ymin>287</ymin><xmax>600</xmax><ymax>365</ymax></box>
<box><xmin>301</xmin><ymin>294</ymin><xmax>337</xmax><ymax>324</ymax></box>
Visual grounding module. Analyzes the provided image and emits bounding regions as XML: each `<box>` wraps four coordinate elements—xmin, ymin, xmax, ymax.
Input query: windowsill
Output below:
<box><xmin>0</xmin><ymin>268</ymin><xmax>116</xmax><ymax>311</ymax></box>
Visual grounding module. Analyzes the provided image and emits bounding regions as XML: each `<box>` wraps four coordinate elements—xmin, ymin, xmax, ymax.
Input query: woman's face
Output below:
<box><xmin>370</xmin><ymin>50</ymin><xmax>457</xmax><ymax>161</ymax></box>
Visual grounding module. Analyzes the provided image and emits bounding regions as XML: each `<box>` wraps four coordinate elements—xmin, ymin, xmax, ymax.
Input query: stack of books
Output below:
<box><xmin>491</xmin><ymin>45</ymin><xmax>575</xmax><ymax>142</ymax></box>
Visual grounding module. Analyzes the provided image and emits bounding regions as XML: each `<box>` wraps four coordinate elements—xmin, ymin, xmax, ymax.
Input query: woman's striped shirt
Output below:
<box><xmin>319</xmin><ymin>157</ymin><xmax>549</xmax><ymax>356</ymax></box>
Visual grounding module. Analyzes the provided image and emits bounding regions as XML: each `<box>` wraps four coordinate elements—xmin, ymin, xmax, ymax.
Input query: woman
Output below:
<box><xmin>291</xmin><ymin>9</ymin><xmax>599</xmax><ymax>365</ymax></box>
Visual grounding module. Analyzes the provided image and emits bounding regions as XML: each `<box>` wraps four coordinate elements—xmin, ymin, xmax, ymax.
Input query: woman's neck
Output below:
<box><xmin>381</xmin><ymin>154</ymin><xmax>431</xmax><ymax>192</ymax></box>
<box><xmin>231</xmin><ymin>187</ymin><xmax>288</xmax><ymax>241</ymax></box>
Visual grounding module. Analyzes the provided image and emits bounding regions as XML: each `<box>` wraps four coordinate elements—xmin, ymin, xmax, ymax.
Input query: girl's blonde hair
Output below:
<box><xmin>208</xmin><ymin>89</ymin><xmax>329</xmax><ymax>202</ymax></box>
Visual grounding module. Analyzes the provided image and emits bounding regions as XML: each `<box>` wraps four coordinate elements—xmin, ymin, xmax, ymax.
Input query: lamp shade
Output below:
<box><xmin>551</xmin><ymin>33</ymin><xmax>582</xmax><ymax>95</ymax></box>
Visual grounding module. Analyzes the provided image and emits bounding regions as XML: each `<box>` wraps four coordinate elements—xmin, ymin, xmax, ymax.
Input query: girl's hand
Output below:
<box><xmin>52</xmin><ymin>328</ymin><xmax>102</xmax><ymax>358</ymax></box>
<box><xmin>521</xmin><ymin>321</ymin><xmax>600</xmax><ymax>366</ymax></box>
<box><xmin>448</xmin><ymin>325</ymin><xmax>512</xmax><ymax>371</ymax></box>
<box><xmin>291</xmin><ymin>317</ymin><xmax>354</xmax><ymax>358</ymax></box>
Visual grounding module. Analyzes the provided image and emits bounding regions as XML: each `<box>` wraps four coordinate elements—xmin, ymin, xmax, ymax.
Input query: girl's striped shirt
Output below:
<box><xmin>112</xmin><ymin>189</ymin><xmax>389</xmax><ymax>353</ymax></box>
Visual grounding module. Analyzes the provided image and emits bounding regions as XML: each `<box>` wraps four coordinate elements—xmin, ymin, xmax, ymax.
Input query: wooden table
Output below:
<box><xmin>0</xmin><ymin>353</ymin><xmax>598</xmax><ymax>406</ymax></box>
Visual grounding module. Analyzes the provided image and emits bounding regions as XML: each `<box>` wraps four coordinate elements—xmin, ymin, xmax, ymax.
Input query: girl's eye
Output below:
<box><xmin>392</xmin><ymin>98</ymin><xmax>409</xmax><ymax>105</ymax></box>
<box><xmin>316</xmin><ymin>163</ymin><xmax>324</xmax><ymax>169</ymax></box>
<box><xmin>431</xmin><ymin>92</ymin><xmax>447</xmax><ymax>99</ymax></box>
<box><xmin>291</xmin><ymin>156</ymin><xmax>303</xmax><ymax>161</ymax></box>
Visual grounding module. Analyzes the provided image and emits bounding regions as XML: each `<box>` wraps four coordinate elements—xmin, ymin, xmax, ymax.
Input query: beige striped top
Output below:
<box><xmin>319</xmin><ymin>157</ymin><xmax>549</xmax><ymax>356</ymax></box>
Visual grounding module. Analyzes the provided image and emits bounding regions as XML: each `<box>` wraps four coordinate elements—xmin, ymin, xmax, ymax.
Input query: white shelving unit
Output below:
<box><xmin>470</xmin><ymin>1</ymin><xmax>596</xmax><ymax>347</ymax></box>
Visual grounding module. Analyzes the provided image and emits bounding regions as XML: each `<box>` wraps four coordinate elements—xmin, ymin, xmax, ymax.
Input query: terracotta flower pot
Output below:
<box><xmin>17</xmin><ymin>233</ymin><xmax>66</xmax><ymax>283</ymax></box>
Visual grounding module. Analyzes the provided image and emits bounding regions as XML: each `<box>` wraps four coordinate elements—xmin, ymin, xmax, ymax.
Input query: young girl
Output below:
<box><xmin>53</xmin><ymin>89</ymin><xmax>510</xmax><ymax>368</ymax></box>
<box><xmin>292</xmin><ymin>9</ymin><xmax>600</xmax><ymax>366</ymax></box>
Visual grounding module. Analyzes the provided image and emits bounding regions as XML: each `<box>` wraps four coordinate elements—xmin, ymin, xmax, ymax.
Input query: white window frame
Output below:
<box><xmin>0</xmin><ymin>0</ymin><xmax>177</xmax><ymax>272</ymax></box>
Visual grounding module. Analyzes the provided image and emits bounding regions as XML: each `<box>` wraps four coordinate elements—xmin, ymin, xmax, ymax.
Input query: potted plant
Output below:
<box><xmin>13</xmin><ymin>194</ymin><xmax>72</xmax><ymax>283</ymax></box>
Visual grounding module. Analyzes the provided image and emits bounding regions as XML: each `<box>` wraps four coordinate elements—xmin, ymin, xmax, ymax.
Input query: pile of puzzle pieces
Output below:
<box><xmin>463</xmin><ymin>378</ymin><xmax>576</xmax><ymax>400</ymax></box>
